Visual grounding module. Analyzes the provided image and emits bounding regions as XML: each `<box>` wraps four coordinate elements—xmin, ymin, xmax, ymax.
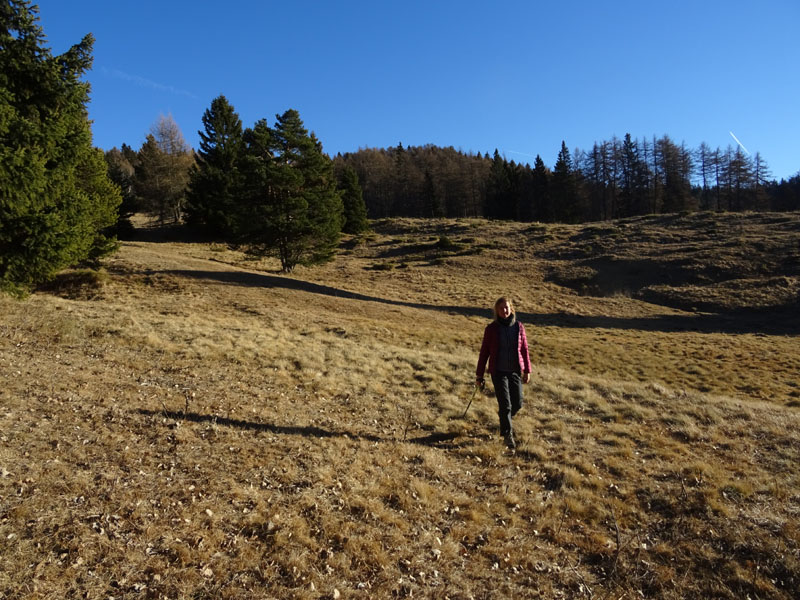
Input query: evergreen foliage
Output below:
<box><xmin>531</xmin><ymin>155</ymin><xmax>552</xmax><ymax>221</ymax></box>
<box><xmin>185</xmin><ymin>95</ymin><xmax>244</xmax><ymax>237</ymax></box>
<box><xmin>0</xmin><ymin>0</ymin><xmax>120</xmax><ymax>295</ymax></box>
<box><xmin>769</xmin><ymin>173</ymin><xmax>800</xmax><ymax>211</ymax></box>
<box><xmin>485</xmin><ymin>150</ymin><xmax>513</xmax><ymax>219</ymax></box>
<box><xmin>239</xmin><ymin>110</ymin><xmax>342</xmax><ymax>272</ymax></box>
<box><xmin>551</xmin><ymin>142</ymin><xmax>583</xmax><ymax>223</ymax></box>
<box><xmin>338</xmin><ymin>165</ymin><xmax>369</xmax><ymax>233</ymax></box>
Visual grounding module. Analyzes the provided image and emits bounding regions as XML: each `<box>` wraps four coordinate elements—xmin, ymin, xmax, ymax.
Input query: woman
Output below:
<box><xmin>476</xmin><ymin>297</ymin><xmax>531</xmax><ymax>449</ymax></box>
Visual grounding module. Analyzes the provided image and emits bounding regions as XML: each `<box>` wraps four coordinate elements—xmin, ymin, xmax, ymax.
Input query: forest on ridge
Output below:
<box><xmin>334</xmin><ymin>137</ymin><xmax>800</xmax><ymax>222</ymax></box>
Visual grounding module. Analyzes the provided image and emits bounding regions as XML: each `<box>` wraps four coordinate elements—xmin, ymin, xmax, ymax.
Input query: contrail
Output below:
<box><xmin>101</xmin><ymin>67</ymin><xmax>198</xmax><ymax>100</ymax></box>
<box><xmin>729</xmin><ymin>131</ymin><xmax>750</xmax><ymax>155</ymax></box>
<box><xmin>505</xmin><ymin>150</ymin><xmax>538</xmax><ymax>159</ymax></box>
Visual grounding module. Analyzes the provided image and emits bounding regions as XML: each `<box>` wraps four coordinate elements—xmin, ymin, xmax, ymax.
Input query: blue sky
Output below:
<box><xmin>34</xmin><ymin>0</ymin><xmax>800</xmax><ymax>180</ymax></box>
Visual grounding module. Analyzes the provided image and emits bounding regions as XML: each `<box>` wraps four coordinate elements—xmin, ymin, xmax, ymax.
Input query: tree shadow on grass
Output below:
<box><xmin>138</xmin><ymin>408</ymin><xmax>382</xmax><ymax>442</ymax></box>
<box><xmin>528</xmin><ymin>308</ymin><xmax>800</xmax><ymax>335</ymax></box>
<box><xmin>160</xmin><ymin>268</ymin><xmax>489</xmax><ymax>318</ymax></box>
<box><xmin>160</xmin><ymin>267</ymin><xmax>800</xmax><ymax>335</ymax></box>
<box><xmin>137</xmin><ymin>409</ymin><xmax>471</xmax><ymax>449</ymax></box>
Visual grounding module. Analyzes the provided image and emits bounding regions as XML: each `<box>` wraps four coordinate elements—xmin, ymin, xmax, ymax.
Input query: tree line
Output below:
<box><xmin>334</xmin><ymin>135</ymin><xmax>799</xmax><ymax>222</ymax></box>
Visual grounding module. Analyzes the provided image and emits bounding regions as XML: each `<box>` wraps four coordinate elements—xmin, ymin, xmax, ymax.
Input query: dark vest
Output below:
<box><xmin>496</xmin><ymin>318</ymin><xmax>519</xmax><ymax>373</ymax></box>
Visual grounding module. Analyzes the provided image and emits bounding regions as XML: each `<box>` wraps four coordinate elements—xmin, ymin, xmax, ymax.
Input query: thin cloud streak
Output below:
<box><xmin>101</xmin><ymin>67</ymin><xmax>198</xmax><ymax>100</ymax></box>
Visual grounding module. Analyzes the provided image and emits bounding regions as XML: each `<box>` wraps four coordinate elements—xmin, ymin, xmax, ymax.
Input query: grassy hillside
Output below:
<box><xmin>1</xmin><ymin>212</ymin><xmax>798</xmax><ymax>599</ymax></box>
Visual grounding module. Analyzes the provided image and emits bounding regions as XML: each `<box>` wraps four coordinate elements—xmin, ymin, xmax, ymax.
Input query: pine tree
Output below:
<box><xmin>552</xmin><ymin>141</ymin><xmax>583</xmax><ymax>223</ymax></box>
<box><xmin>134</xmin><ymin>135</ymin><xmax>166</xmax><ymax>219</ymax></box>
<box><xmin>531</xmin><ymin>155</ymin><xmax>551</xmax><ymax>222</ymax></box>
<box><xmin>0</xmin><ymin>1</ymin><xmax>120</xmax><ymax>295</ymax></box>
<box><xmin>338</xmin><ymin>165</ymin><xmax>369</xmax><ymax>233</ymax></box>
<box><xmin>485</xmin><ymin>150</ymin><xmax>511</xmax><ymax>219</ymax></box>
<box><xmin>184</xmin><ymin>95</ymin><xmax>244</xmax><ymax>237</ymax></box>
<box><xmin>240</xmin><ymin>110</ymin><xmax>342</xmax><ymax>272</ymax></box>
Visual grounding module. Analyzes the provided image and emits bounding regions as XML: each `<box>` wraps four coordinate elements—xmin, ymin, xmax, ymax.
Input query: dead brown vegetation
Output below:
<box><xmin>1</xmin><ymin>212</ymin><xmax>798</xmax><ymax>599</ymax></box>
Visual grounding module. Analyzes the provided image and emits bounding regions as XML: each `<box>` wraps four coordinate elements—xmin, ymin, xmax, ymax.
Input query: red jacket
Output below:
<box><xmin>476</xmin><ymin>319</ymin><xmax>532</xmax><ymax>379</ymax></box>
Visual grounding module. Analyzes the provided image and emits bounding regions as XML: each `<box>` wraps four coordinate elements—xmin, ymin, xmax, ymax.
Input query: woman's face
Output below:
<box><xmin>497</xmin><ymin>301</ymin><xmax>512</xmax><ymax>319</ymax></box>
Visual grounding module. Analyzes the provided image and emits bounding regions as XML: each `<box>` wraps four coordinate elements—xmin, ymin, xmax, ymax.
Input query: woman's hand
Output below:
<box><xmin>522</xmin><ymin>372</ymin><xmax>531</xmax><ymax>384</ymax></box>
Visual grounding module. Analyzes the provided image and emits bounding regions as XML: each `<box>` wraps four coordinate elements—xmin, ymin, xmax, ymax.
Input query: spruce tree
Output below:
<box><xmin>531</xmin><ymin>155</ymin><xmax>551</xmax><ymax>222</ymax></box>
<box><xmin>185</xmin><ymin>95</ymin><xmax>244</xmax><ymax>237</ymax></box>
<box><xmin>485</xmin><ymin>150</ymin><xmax>511</xmax><ymax>219</ymax></box>
<box><xmin>134</xmin><ymin>135</ymin><xmax>165</xmax><ymax>218</ymax></box>
<box><xmin>338</xmin><ymin>165</ymin><xmax>369</xmax><ymax>233</ymax></box>
<box><xmin>552</xmin><ymin>141</ymin><xmax>582</xmax><ymax>223</ymax></box>
<box><xmin>240</xmin><ymin>110</ymin><xmax>342</xmax><ymax>272</ymax></box>
<box><xmin>0</xmin><ymin>1</ymin><xmax>120</xmax><ymax>295</ymax></box>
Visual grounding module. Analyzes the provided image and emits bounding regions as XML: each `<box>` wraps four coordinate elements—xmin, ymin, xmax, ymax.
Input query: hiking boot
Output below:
<box><xmin>504</xmin><ymin>432</ymin><xmax>516</xmax><ymax>449</ymax></box>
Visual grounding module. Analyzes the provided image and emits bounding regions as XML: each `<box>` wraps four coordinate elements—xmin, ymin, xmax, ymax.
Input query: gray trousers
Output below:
<box><xmin>491</xmin><ymin>371</ymin><xmax>523</xmax><ymax>435</ymax></box>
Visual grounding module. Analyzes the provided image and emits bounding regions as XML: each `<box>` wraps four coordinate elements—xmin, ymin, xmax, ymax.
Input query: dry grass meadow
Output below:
<box><xmin>1</xmin><ymin>211</ymin><xmax>799</xmax><ymax>599</ymax></box>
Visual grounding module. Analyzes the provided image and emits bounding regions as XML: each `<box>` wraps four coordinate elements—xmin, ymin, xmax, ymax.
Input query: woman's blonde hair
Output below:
<box><xmin>493</xmin><ymin>296</ymin><xmax>515</xmax><ymax>319</ymax></box>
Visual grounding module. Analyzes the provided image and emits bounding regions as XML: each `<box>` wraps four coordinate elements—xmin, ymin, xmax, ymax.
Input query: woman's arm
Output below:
<box><xmin>476</xmin><ymin>325</ymin><xmax>492</xmax><ymax>382</ymax></box>
<box><xmin>519</xmin><ymin>323</ymin><xmax>532</xmax><ymax>383</ymax></box>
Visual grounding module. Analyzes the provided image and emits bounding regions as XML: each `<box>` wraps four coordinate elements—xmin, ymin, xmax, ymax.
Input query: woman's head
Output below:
<box><xmin>493</xmin><ymin>297</ymin><xmax>514</xmax><ymax>320</ymax></box>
